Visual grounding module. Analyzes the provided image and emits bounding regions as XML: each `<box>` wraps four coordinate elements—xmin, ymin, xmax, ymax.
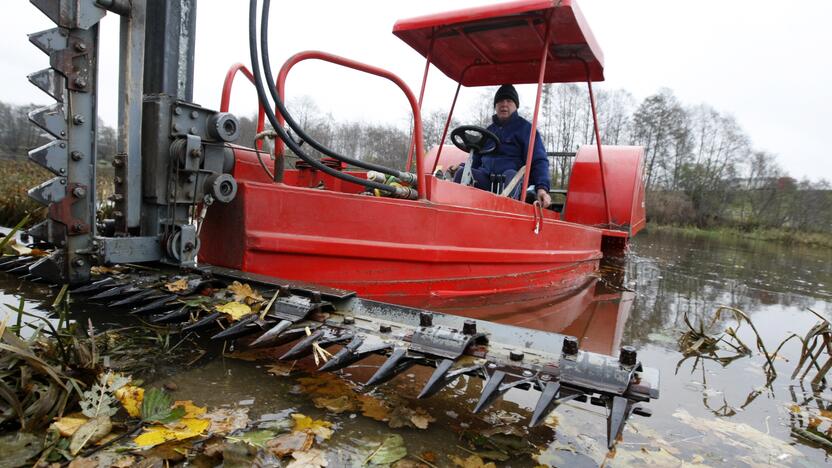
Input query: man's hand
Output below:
<box><xmin>536</xmin><ymin>188</ymin><xmax>552</xmax><ymax>208</ymax></box>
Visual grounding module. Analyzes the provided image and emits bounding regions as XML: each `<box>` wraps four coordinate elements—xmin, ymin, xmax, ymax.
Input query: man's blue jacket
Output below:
<box><xmin>471</xmin><ymin>111</ymin><xmax>550</xmax><ymax>192</ymax></box>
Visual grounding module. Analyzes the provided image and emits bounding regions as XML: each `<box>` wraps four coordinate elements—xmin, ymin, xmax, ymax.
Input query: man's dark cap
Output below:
<box><xmin>494</xmin><ymin>84</ymin><xmax>519</xmax><ymax>108</ymax></box>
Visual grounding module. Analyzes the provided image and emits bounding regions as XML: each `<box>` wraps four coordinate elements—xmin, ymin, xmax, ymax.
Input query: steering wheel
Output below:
<box><xmin>450</xmin><ymin>125</ymin><xmax>500</xmax><ymax>155</ymax></box>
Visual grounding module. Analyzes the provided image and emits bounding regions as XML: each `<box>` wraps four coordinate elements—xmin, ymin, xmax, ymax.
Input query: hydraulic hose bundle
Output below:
<box><xmin>248</xmin><ymin>0</ymin><xmax>417</xmax><ymax>199</ymax></box>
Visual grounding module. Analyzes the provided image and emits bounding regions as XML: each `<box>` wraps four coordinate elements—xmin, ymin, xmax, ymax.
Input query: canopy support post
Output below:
<box><xmin>406</xmin><ymin>30</ymin><xmax>435</xmax><ymax>173</ymax></box>
<box><xmin>520</xmin><ymin>21</ymin><xmax>553</xmax><ymax>198</ymax></box>
<box><xmin>431</xmin><ymin>82</ymin><xmax>461</xmax><ymax>174</ymax></box>
<box><xmin>584</xmin><ymin>60</ymin><xmax>611</xmax><ymax>226</ymax></box>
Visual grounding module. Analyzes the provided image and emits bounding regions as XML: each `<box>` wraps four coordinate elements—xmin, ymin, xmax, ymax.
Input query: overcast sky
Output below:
<box><xmin>2</xmin><ymin>0</ymin><xmax>830</xmax><ymax>181</ymax></box>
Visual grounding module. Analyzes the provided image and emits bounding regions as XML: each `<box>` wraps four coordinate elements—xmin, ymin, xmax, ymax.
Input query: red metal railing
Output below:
<box><xmin>220</xmin><ymin>63</ymin><xmax>266</xmax><ymax>150</ymax></box>
<box><xmin>276</xmin><ymin>50</ymin><xmax>427</xmax><ymax>199</ymax></box>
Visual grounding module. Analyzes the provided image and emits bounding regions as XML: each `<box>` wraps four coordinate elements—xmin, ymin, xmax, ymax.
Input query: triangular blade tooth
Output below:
<box><xmin>0</xmin><ymin>256</ymin><xmax>33</xmax><ymax>271</ymax></box>
<box><xmin>29</xmin><ymin>139</ymin><xmax>68</xmax><ymax>176</ymax></box>
<box><xmin>417</xmin><ymin>358</ymin><xmax>455</xmax><ymax>399</ymax></box>
<box><xmin>279</xmin><ymin>329</ymin><xmax>324</xmax><ymax>360</ymax></box>
<box><xmin>473</xmin><ymin>370</ymin><xmax>507</xmax><ymax>413</ymax></box>
<box><xmin>0</xmin><ymin>256</ymin><xmax>25</xmax><ymax>268</ymax></box>
<box><xmin>8</xmin><ymin>260</ymin><xmax>38</xmax><ymax>274</ymax></box>
<box><xmin>70</xmin><ymin>277</ymin><xmax>117</xmax><ymax>294</ymax></box>
<box><xmin>28</xmin><ymin>177</ymin><xmax>66</xmax><ymax>206</ymax></box>
<box><xmin>210</xmin><ymin>314</ymin><xmax>259</xmax><ymax>340</ymax></box>
<box><xmin>27</xmin><ymin>254</ymin><xmax>64</xmax><ymax>283</ymax></box>
<box><xmin>28</xmin><ymin>68</ymin><xmax>65</xmax><ymax>103</ymax></box>
<box><xmin>130</xmin><ymin>295</ymin><xmax>178</xmax><ymax>315</ymax></box>
<box><xmin>108</xmin><ymin>288</ymin><xmax>156</xmax><ymax>307</ymax></box>
<box><xmin>249</xmin><ymin>320</ymin><xmax>292</xmax><ymax>348</ymax></box>
<box><xmin>29</xmin><ymin>27</ymin><xmax>68</xmax><ymax>55</ymax></box>
<box><xmin>31</xmin><ymin>0</ymin><xmax>105</xmax><ymax>29</ymax></box>
<box><xmin>28</xmin><ymin>103</ymin><xmax>66</xmax><ymax>139</ymax></box>
<box><xmin>529</xmin><ymin>382</ymin><xmax>561</xmax><ymax>427</ymax></box>
<box><xmin>607</xmin><ymin>396</ymin><xmax>629</xmax><ymax>449</ymax></box>
<box><xmin>364</xmin><ymin>347</ymin><xmax>414</xmax><ymax>387</ymax></box>
<box><xmin>25</xmin><ymin>220</ymin><xmax>55</xmax><ymax>244</ymax></box>
<box><xmin>317</xmin><ymin>335</ymin><xmax>365</xmax><ymax>372</ymax></box>
<box><xmin>150</xmin><ymin>306</ymin><xmax>191</xmax><ymax>324</ymax></box>
<box><xmin>88</xmin><ymin>284</ymin><xmax>137</xmax><ymax>300</ymax></box>
<box><xmin>182</xmin><ymin>311</ymin><xmax>222</xmax><ymax>333</ymax></box>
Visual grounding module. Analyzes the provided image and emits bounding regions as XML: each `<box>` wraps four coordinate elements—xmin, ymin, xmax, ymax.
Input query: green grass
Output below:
<box><xmin>650</xmin><ymin>224</ymin><xmax>832</xmax><ymax>249</ymax></box>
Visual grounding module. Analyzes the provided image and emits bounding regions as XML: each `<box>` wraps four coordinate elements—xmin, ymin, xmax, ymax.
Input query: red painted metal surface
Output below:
<box><xmin>219</xmin><ymin>63</ymin><xmax>265</xmax><ymax>150</ymax></box>
<box><xmin>563</xmin><ymin>145</ymin><xmax>647</xmax><ymax>236</ymax></box>
<box><xmin>423</xmin><ymin>145</ymin><xmax>468</xmax><ymax>175</ymax></box>
<box><xmin>274</xmin><ymin>50</ymin><xmax>426</xmax><ymax>196</ymax></box>
<box><xmin>520</xmin><ymin>23</ymin><xmax>552</xmax><ymax>196</ymax></box>
<box><xmin>200</xmin><ymin>146</ymin><xmax>605</xmax><ymax>309</ymax></box>
<box><xmin>393</xmin><ymin>0</ymin><xmax>604</xmax><ymax>86</ymax></box>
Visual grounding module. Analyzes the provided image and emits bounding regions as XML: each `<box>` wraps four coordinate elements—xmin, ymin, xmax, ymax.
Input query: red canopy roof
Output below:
<box><xmin>393</xmin><ymin>0</ymin><xmax>604</xmax><ymax>87</ymax></box>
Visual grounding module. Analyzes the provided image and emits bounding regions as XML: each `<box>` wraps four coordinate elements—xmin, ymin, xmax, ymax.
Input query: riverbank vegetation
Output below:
<box><xmin>649</xmin><ymin>224</ymin><xmax>832</xmax><ymax>249</ymax></box>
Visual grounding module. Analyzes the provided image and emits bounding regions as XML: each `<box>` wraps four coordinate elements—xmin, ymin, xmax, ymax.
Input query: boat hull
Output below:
<box><xmin>200</xmin><ymin>148</ymin><xmax>605</xmax><ymax>310</ymax></box>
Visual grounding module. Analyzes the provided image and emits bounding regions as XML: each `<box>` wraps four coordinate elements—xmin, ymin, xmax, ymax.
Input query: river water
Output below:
<box><xmin>1</xmin><ymin>228</ymin><xmax>831</xmax><ymax>467</ymax></box>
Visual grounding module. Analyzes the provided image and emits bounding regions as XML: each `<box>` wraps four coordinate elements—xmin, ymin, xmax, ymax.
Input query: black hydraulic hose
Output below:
<box><xmin>259</xmin><ymin>0</ymin><xmax>414</xmax><ymax>183</ymax></box>
<box><xmin>247</xmin><ymin>0</ymin><xmax>400</xmax><ymax>195</ymax></box>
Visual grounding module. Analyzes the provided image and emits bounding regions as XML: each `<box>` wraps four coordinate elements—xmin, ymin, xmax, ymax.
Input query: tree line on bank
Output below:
<box><xmin>1</xmin><ymin>88</ymin><xmax>829</xmax><ymax>233</ymax></box>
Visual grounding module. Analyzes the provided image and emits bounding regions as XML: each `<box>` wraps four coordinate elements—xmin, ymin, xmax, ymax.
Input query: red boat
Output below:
<box><xmin>200</xmin><ymin>0</ymin><xmax>646</xmax><ymax>311</ymax></box>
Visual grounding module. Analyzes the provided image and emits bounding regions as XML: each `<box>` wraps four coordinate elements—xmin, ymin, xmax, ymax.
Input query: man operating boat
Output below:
<box><xmin>454</xmin><ymin>84</ymin><xmax>552</xmax><ymax>208</ymax></box>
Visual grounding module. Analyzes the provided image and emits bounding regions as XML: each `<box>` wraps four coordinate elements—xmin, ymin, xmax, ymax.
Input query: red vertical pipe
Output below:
<box><xmin>431</xmin><ymin>82</ymin><xmax>461</xmax><ymax>174</ymax></box>
<box><xmin>220</xmin><ymin>63</ymin><xmax>265</xmax><ymax>150</ymax></box>
<box><xmin>406</xmin><ymin>32</ymin><xmax>435</xmax><ymax>173</ymax></box>
<box><xmin>520</xmin><ymin>24</ymin><xmax>553</xmax><ymax>197</ymax></box>
<box><xmin>585</xmin><ymin>62</ymin><xmax>612</xmax><ymax>226</ymax></box>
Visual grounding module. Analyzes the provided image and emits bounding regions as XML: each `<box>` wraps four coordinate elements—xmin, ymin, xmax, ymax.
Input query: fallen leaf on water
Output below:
<box><xmin>227</xmin><ymin>429</ymin><xmax>277</xmax><ymax>449</ymax></box>
<box><xmin>173</xmin><ymin>400</ymin><xmax>207</xmax><ymax>419</ymax></box>
<box><xmin>367</xmin><ymin>434</ymin><xmax>407</xmax><ymax>465</ymax></box>
<box><xmin>228</xmin><ymin>281</ymin><xmax>264</xmax><ymax>305</ymax></box>
<box><xmin>138</xmin><ymin>439</ymin><xmax>192</xmax><ymax>462</ymax></box>
<box><xmin>68</xmin><ymin>457</ymin><xmax>99</xmax><ymax>468</ymax></box>
<box><xmin>266</xmin><ymin>362</ymin><xmax>296</xmax><ymax>377</ymax></box>
<box><xmin>359</xmin><ymin>394</ymin><xmax>390</xmax><ymax>422</ymax></box>
<box><xmin>133</xmin><ymin>418</ymin><xmax>210</xmax><ymax>447</ymax></box>
<box><xmin>313</xmin><ymin>394</ymin><xmax>357</xmax><ymax>414</ymax></box>
<box><xmin>450</xmin><ymin>454</ymin><xmax>496</xmax><ymax>468</ymax></box>
<box><xmin>287</xmin><ymin>448</ymin><xmax>328</xmax><ymax>467</ymax></box>
<box><xmin>69</xmin><ymin>415</ymin><xmax>112</xmax><ymax>455</ymax></box>
<box><xmin>298</xmin><ymin>373</ymin><xmax>355</xmax><ymax>397</ymax></box>
<box><xmin>164</xmin><ymin>278</ymin><xmax>189</xmax><ymax>292</ymax></box>
<box><xmin>292</xmin><ymin>413</ymin><xmax>334</xmax><ymax>440</ymax></box>
<box><xmin>266</xmin><ymin>431</ymin><xmax>315</xmax><ymax>457</ymax></box>
<box><xmin>203</xmin><ymin>407</ymin><xmax>249</xmax><ymax>435</ymax></box>
<box><xmin>115</xmin><ymin>385</ymin><xmax>144</xmax><ymax>418</ymax></box>
<box><xmin>90</xmin><ymin>265</ymin><xmax>119</xmax><ymax>275</ymax></box>
<box><xmin>216</xmin><ymin>301</ymin><xmax>252</xmax><ymax>321</ymax></box>
<box><xmin>393</xmin><ymin>460</ymin><xmax>430</xmax><ymax>468</ymax></box>
<box><xmin>53</xmin><ymin>412</ymin><xmax>89</xmax><ymax>437</ymax></box>
<box><xmin>421</xmin><ymin>451</ymin><xmax>437</xmax><ymax>463</ymax></box>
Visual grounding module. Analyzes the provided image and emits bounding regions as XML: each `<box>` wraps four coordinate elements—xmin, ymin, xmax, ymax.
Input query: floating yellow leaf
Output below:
<box><xmin>53</xmin><ymin>413</ymin><xmax>89</xmax><ymax>437</ymax></box>
<box><xmin>286</xmin><ymin>448</ymin><xmax>328</xmax><ymax>468</ymax></box>
<box><xmin>173</xmin><ymin>400</ymin><xmax>206</xmax><ymax>419</ymax></box>
<box><xmin>115</xmin><ymin>385</ymin><xmax>144</xmax><ymax>418</ymax></box>
<box><xmin>134</xmin><ymin>418</ymin><xmax>210</xmax><ymax>447</ymax></box>
<box><xmin>228</xmin><ymin>281</ymin><xmax>264</xmax><ymax>305</ymax></box>
<box><xmin>291</xmin><ymin>413</ymin><xmax>334</xmax><ymax>440</ymax></box>
<box><xmin>164</xmin><ymin>278</ymin><xmax>189</xmax><ymax>292</ymax></box>
<box><xmin>216</xmin><ymin>302</ymin><xmax>251</xmax><ymax>321</ymax></box>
